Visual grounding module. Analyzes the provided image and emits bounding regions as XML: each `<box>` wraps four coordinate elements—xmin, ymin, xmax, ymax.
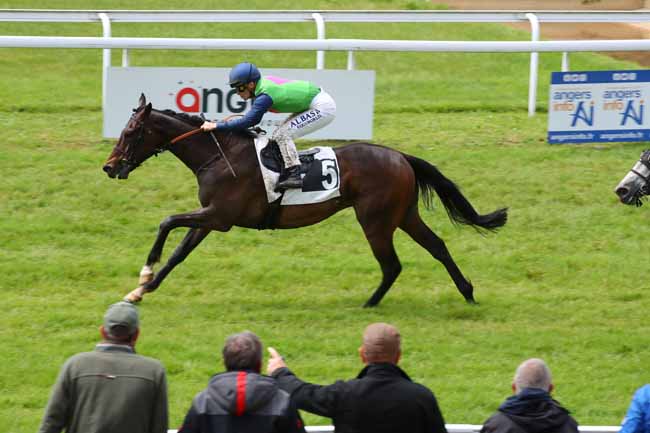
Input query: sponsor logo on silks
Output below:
<box><xmin>290</xmin><ymin>109</ymin><xmax>322</xmax><ymax>129</ymax></box>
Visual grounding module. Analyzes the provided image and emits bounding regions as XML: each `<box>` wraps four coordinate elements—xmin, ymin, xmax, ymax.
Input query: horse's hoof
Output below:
<box><xmin>466</xmin><ymin>298</ymin><xmax>479</xmax><ymax>306</ymax></box>
<box><xmin>363</xmin><ymin>301</ymin><xmax>378</xmax><ymax>308</ymax></box>
<box><xmin>138</xmin><ymin>265</ymin><xmax>154</xmax><ymax>285</ymax></box>
<box><xmin>123</xmin><ymin>286</ymin><xmax>145</xmax><ymax>303</ymax></box>
<box><xmin>123</xmin><ymin>293</ymin><xmax>142</xmax><ymax>303</ymax></box>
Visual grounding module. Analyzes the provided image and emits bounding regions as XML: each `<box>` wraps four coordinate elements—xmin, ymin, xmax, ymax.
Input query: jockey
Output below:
<box><xmin>201</xmin><ymin>62</ymin><xmax>337</xmax><ymax>190</ymax></box>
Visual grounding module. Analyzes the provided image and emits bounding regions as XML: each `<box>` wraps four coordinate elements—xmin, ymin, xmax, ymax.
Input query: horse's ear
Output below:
<box><xmin>139</xmin><ymin>93</ymin><xmax>147</xmax><ymax>107</ymax></box>
<box><xmin>144</xmin><ymin>102</ymin><xmax>152</xmax><ymax>117</ymax></box>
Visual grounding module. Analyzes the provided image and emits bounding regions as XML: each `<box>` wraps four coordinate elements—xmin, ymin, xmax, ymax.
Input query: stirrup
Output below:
<box><xmin>276</xmin><ymin>177</ymin><xmax>302</xmax><ymax>190</ymax></box>
<box><xmin>276</xmin><ymin>167</ymin><xmax>302</xmax><ymax>190</ymax></box>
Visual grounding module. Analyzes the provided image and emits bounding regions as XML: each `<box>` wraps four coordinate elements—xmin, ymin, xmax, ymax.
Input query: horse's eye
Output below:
<box><xmin>125</xmin><ymin>124</ymin><xmax>142</xmax><ymax>136</ymax></box>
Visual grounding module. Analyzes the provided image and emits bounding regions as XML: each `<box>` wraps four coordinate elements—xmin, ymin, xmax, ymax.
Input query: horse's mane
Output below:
<box><xmin>157</xmin><ymin>109</ymin><xmax>204</xmax><ymax>127</ymax></box>
<box><xmin>155</xmin><ymin>108</ymin><xmax>259</xmax><ymax>138</ymax></box>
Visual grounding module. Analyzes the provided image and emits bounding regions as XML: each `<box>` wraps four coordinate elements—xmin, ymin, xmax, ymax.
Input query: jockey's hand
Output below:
<box><xmin>267</xmin><ymin>347</ymin><xmax>287</xmax><ymax>375</ymax></box>
<box><xmin>201</xmin><ymin>121</ymin><xmax>217</xmax><ymax>132</ymax></box>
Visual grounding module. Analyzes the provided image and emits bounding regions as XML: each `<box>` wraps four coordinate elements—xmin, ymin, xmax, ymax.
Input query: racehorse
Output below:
<box><xmin>102</xmin><ymin>94</ymin><xmax>508</xmax><ymax>306</ymax></box>
<box><xmin>615</xmin><ymin>149</ymin><xmax>650</xmax><ymax>206</ymax></box>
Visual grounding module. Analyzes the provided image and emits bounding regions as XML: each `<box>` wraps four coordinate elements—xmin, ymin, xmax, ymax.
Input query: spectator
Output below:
<box><xmin>620</xmin><ymin>384</ymin><xmax>650</xmax><ymax>433</ymax></box>
<box><xmin>39</xmin><ymin>301</ymin><xmax>168</xmax><ymax>433</ymax></box>
<box><xmin>480</xmin><ymin>358</ymin><xmax>578</xmax><ymax>433</ymax></box>
<box><xmin>267</xmin><ymin>322</ymin><xmax>448</xmax><ymax>433</ymax></box>
<box><xmin>178</xmin><ymin>331</ymin><xmax>305</xmax><ymax>433</ymax></box>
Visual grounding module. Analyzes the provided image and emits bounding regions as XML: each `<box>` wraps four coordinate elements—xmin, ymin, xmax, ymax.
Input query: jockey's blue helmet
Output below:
<box><xmin>229</xmin><ymin>62</ymin><xmax>261</xmax><ymax>88</ymax></box>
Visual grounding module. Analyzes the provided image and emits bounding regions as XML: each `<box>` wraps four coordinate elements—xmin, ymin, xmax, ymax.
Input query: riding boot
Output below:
<box><xmin>276</xmin><ymin>165</ymin><xmax>303</xmax><ymax>190</ymax></box>
<box><xmin>273</xmin><ymin>131</ymin><xmax>303</xmax><ymax>190</ymax></box>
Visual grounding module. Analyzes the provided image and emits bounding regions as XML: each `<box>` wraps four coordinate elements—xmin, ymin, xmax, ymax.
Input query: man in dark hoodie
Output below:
<box><xmin>178</xmin><ymin>331</ymin><xmax>305</xmax><ymax>433</ymax></box>
<box><xmin>480</xmin><ymin>358</ymin><xmax>578</xmax><ymax>433</ymax></box>
<box><xmin>267</xmin><ymin>322</ymin><xmax>448</xmax><ymax>433</ymax></box>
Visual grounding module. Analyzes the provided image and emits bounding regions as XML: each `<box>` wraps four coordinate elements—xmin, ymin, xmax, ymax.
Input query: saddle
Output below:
<box><xmin>260</xmin><ymin>140</ymin><xmax>321</xmax><ymax>178</ymax></box>
<box><xmin>252</xmin><ymin>137</ymin><xmax>341</xmax><ymax>210</ymax></box>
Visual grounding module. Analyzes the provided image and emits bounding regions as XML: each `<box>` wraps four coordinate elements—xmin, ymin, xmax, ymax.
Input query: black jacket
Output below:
<box><xmin>273</xmin><ymin>363</ymin><xmax>447</xmax><ymax>433</ymax></box>
<box><xmin>178</xmin><ymin>371</ymin><xmax>305</xmax><ymax>433</ymax></box>
<box><xmin>480</xmin><ymin>388</ymin><xmax>578</xmax><ymax>433</ymax></box>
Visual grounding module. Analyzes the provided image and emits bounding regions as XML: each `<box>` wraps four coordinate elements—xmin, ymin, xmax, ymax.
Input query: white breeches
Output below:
<box><xmin>271</xmin><ymin>90</ymin><xmax>337</xmax><ymax>168</ymax></box>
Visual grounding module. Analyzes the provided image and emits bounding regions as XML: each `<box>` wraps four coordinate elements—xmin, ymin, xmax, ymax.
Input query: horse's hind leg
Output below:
<box><xmin>354</xmin><ymin>209</ymin><xmax>402</xmax><ymax>307</ymax></box>
<box><xmin>362</xmin><ymin>231</ymin><xmax>402</xmax><ymax>308</ymax></box>
<box><xmin>400</xmin><ymin>207</ymin><xmax>476</xmax><ymax>303</ymax></box>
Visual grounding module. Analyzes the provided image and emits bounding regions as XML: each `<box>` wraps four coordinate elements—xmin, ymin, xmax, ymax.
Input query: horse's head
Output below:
<box><xmin>103</xmin><ymin>94</ymin><xmax>167</xmax><ymax>179</ymax></box>
<box><xmin>615</xmin><ymin>149</ymin><xmax>650</xmax><ymax>206</ymax></box>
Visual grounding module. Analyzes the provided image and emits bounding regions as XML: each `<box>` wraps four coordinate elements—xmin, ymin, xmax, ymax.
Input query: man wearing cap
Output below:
<box><xmin>38</xmin><ymin>302</ymin><xmax>168</xmax><ymax>433</ymax></box>
<box><xmin>267</xmin><ymin>322</ymin><xmax>448</xmax><ymax>433</ymax></box>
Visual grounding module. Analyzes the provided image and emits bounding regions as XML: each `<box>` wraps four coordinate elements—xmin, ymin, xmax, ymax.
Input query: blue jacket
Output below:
<box><xmin>216</xmin><ymin>94</ymin><xmax>273</xmax><ymax>131</ymax></box>
<box><xmin>621</xmin><ymin>384</ymin><xmax>650</xmax><ymax>433</ymax></box>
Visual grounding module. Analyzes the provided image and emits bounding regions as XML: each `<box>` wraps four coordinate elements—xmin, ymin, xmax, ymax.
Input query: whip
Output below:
<box><xmin>201</xmin><ymin>113</ymin><xmax>237</xmax><ymax>178</ymax></box>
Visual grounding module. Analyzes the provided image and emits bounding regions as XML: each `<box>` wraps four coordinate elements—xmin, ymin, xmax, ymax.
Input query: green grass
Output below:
<box><xmin>2</xmin><ymin>2</ymin><xmax>650</xmax><ymax>432</ymax></box>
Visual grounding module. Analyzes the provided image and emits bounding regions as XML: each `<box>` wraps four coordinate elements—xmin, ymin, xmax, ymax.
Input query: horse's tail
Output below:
<box><xmin>404</xmin><ymin>154</ymin><xmax>508</xmax><ymax>232</ymax></box>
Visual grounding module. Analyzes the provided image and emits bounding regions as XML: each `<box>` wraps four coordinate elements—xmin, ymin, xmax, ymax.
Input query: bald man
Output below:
<box><xmin>267</xmin><ymin>323</ymin><xmax>447</xmax><ymax>433</ymax></box>
<box><xmin>480</xmin><ymin>358</ymin><xmax>578</xmax><ymax>433</ymax></box>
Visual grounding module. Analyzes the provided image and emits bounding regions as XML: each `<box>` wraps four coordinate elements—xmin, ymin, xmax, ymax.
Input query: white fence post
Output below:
<box><xmin>525</xmin><ymin>12</ymin><xmax>539</xmax><ymax>117</ymax></box>
<box><xmin>562</xmin><ymin>51</ymin><xmax>570</xmax><ymax>71</ymax></box>
<box><xmin>312</xmin><ymin>13</ymin><xmax>325</xmax><ymax>69</ymax></box>
<box><xmin>122</xmin><ymin>48</ymin><xmax>130</xmax><ymax>67</ymax></box>
<box><xmin>97</xmin><ymin>13</ymin><xmax>111</xmax><ymax>120</ymax></box>
<box><xmin>347</xmin><ymin>50</ymin><xmax>356</xmax><ymax>70</ymax></box>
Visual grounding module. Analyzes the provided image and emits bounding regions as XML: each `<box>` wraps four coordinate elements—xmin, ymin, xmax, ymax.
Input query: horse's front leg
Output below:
<box><xmin>124</xmin><ymin>208</ymin><xmax>229</xmax><ymax>302</ymax></box>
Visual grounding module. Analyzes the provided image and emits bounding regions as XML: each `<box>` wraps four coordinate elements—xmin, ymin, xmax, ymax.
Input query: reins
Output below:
<box><xmin>119</xmin><ymin>110</ymin><xmax>242</xmax><ymax>178</ymax></box>
<box><xmin>169</xmin><ymin>114</ymin><xmax>243</xmax><ymax>144</ymax></box>
<box><xmin>170</xmin><ymin>128</ymin><xmax>202</xmax><ymax>144</ymax></box>
<box><xmin>168</xmin><ymin>125</ymin><xmax>237</xmax><ymax>178</ymax></box>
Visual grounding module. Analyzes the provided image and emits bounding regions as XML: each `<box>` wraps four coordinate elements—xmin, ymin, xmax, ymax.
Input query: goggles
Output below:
<box><xmin>230</xmin><ymin>82</ymin><xmax>248</xmax><ymax>93</ymax></box>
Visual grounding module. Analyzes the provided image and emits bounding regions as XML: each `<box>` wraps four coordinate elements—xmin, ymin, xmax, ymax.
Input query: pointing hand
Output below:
<box><xmin>267</xmin><ymin>347</ymin><xmax>287</xmax><ymax>375</ymax></box>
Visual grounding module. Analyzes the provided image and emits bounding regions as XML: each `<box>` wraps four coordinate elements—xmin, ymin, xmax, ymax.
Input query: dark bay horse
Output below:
<box><xmin>103</xmin><ymin>94</ymin><xmax>507</xmax><ymax>306</ymax></box>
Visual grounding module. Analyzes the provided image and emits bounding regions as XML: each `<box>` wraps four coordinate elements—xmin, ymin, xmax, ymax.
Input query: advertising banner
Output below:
<box><xmin>548</xmin><ymin>70</ymin><xmax>649</xmax><ymax>144</ymax></box>
<box><xmin>105</xmin><ymin>67</ymin><xmax>375</xmax><ymax>140</ymax></box>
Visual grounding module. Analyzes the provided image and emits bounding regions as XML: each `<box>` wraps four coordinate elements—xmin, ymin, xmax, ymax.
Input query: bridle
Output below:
<box><xmin>114</xmin><ymin>117</ymin><xmax>148</xmax><ymax>171</ymax></box>
<box><xmin>629</xmin><ymin>151</ymin><xmax>650</xmax><ymax>187</ymax></box>
<box><xmin>113</xmin><ymin>111</ymin><xmax>202</xmax><ymax>171</ymax></box>
<box><xmin>623</xmin><ymin>150</ymin><xmax>650</xmax><ymax>207</ymax></box>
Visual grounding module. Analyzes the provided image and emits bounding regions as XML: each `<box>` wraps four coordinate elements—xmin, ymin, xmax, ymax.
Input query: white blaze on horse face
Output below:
<box><xmin>617</xmin><ymin>159</ymin><xmax>649</xmax><ymax>194</ymax></box>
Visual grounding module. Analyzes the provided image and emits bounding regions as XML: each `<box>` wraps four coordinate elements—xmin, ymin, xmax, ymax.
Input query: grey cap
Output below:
<box><xmin>103</xmin><ymin>301</ymin><xmax>139</xmax><ymax>335</ymax></box>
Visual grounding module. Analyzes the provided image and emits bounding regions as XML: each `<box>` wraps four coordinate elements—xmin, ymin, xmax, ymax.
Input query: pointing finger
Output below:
<box><xmin>268</xmin><ymin>347</ymin><xmax>282</xmax><ymax>359</ymax></box>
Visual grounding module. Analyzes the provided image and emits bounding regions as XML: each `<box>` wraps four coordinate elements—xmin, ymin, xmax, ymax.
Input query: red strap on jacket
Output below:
<box><xmin>235</xmin><ymin>372</ymin><xmax>247</xmax><ymax>416</ymax></box>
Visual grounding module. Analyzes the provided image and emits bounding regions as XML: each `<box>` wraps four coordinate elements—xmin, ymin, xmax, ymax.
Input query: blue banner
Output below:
<box><xmin>548</xmin><ymin>69</ymin><xmax>650</xmax><ymax>144</ymax></box>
